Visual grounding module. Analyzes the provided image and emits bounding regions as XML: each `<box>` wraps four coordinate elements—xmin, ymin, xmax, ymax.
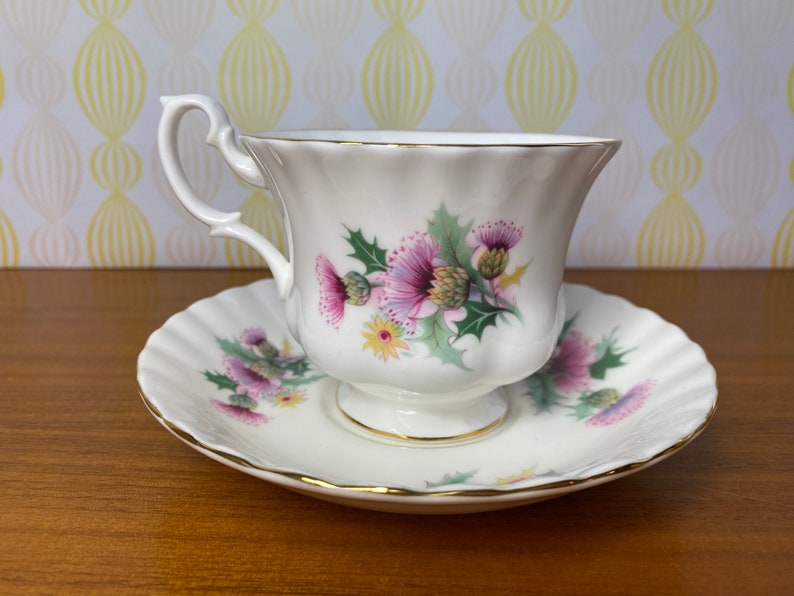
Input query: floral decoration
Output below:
<box><xmin>525</xmin><ymin>314</ymin><xmax>656</xmax><ymax>426</ymax></box>
<box><xmin>426</xmin><ymin>315</ymin><xmax>656</xmax><ymax>488</ymax></box>
<box><xmin>315</xmin><ymin>204</ymin><xmax>529</xmax><ymax>368</ymax></box>
<box><xmin>203</xmin><ymin>328</ymin><xmax>324</xmax><ymax>425</ymax></box>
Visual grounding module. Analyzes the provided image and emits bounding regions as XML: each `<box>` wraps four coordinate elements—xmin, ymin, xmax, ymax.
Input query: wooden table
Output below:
<box><xmin>1</xmin><ymin>269</ymin><xmax>792</xmax><ymax>594</ymax></box>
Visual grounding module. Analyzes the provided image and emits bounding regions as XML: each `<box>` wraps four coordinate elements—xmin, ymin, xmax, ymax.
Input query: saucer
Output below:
<box><xmin>137</xmin><ymin>280</ymin><xmax>717</xmax><ymax>514</ymax></box>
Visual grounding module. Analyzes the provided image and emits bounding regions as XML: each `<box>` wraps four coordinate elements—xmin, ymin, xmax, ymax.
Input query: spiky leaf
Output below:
<box><xmin>427</xmin><ymin>204</ymin><xmax>476</xmax><ymax>275</ymax></box>
<box><xmin>590</xmin><ymin>332</ymin><xmax>631</xmax><ymax>380</ymax></box>
<box><xmin>525</xmin><ymin>372</ymin><xmax>564</xmax><ymax>412</ymax></box>
<box><xmin>425</xmin><ymin>470</ymin><xmax>477</xmax><ymax>488</ymax></box>
<box><xmin>204</xmin><ymin>370</ymin><xmax>238</xmax><ymax>392</ymax></box>
<box><xmin>415</xmin><ymin>310</ymin><xmax>470</xmax><ymax>370</ymax></box>
<box><xmin>344</xmin><ymin>226</ymin><xmax>387</xmax><ymax>274</ymax></box>
<box><xmin>455</xmin><ymin>300</ymin><xmax>506</xmax><ymax>341</ymax></box>
<box><xmin>216</xmin><ymin>337</ymin><xmax>258</xmax><ymax>364</ymax></box>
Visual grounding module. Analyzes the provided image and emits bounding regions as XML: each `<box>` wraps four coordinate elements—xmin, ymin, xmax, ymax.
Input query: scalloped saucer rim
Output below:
<box><xmin>137</xmin><ymin>280</ymin><xmax>717</xmax><ymax>514</ymax></box>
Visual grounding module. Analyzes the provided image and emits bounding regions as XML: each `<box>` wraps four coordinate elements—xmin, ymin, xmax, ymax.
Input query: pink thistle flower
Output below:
<box><xmin>316</xmin><ymin>254</ymin><xmax>348</xmax><ymax>329</ymax></box>
<box><xmin>382</xmin><ymin>232</ymin><xmax>440</xmax><ymax>326</ymax></box>
<box><xmin>224</xmin><ymin>355</ymin><xmax>282</xmax><ymax>399</ymax></box>
<box><xmin>211</xmin><ymin>399</ymin><xmax>272</xmax><ymax>425</ymax></box>
<box><xmin>468</xmin><ymin>220</ymin><xmax>523</xmax><ymax>251</ymax></box>
<box><xmin>586</xmin><ymin>379</ymin><xmax>656</xmax><ymax>427</ymax></box>
<box><xmin>239</xmin><ymin>327</ymin><xmax>267</xmax><ymax>350</ymax></box>
<box><xmin>468</xmin><ymin>220</ymin><xmax>524</xmax><ymax>279</ymax></box>
<box><xmin>547</xmin><ymin>333</ymin><xmax>597</xmax><ymax>392</ymax></box>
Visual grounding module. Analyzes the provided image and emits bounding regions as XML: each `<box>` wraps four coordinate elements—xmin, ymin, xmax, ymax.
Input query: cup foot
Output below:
<box><xmin>335</xmin><ymin>381</ymin><xmax>509</xmax><ymax>442</ymax></box>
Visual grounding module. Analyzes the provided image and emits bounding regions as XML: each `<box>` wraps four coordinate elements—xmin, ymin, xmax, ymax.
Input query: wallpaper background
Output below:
<box><xmin>0</xmin><ymin>0</ymin><xmax>792</xmax><ymax>269</ymax></box>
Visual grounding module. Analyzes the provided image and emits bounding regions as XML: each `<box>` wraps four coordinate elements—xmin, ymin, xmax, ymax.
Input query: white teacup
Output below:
<box><xmin>158</xmin><ymin>94</ymin><xmax>620</xmax><ymax>440</ymax></box>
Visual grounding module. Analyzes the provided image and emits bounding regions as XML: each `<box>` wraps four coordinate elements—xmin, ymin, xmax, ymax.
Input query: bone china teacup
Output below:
<box><xmin>158</xmin><ymin>94</ymin><xmax>620</xmax><ymax>441</ymax></box>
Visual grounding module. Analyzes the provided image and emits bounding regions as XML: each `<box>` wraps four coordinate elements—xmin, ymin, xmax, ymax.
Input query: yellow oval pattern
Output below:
<box><xmin>219</xmin><ymin>21</ymin><xmax>290</xmax><ymax>132</ymax></box>
<box><xmin>772</xmin><ymin>209</ymin><xmax>794</xmax><ymax>268</ymax></box>
<box><xmin>362</xmin><ymin>21</ymin><xmax>433</xmax><ymax>129</ymax></box>
<box><xmin>0</xmin><ymin>30</ymin><xmax>15</xmax><ymax>266</ymax></box>
<box><xmin>637</xmin><ymin>195</ymin><xmax>705</xmax><ymax>267</ymax></box>
<box><xmin>0</xmin><ymin>209</ymin><xmax>19</xmax><ymax>267</ymax></box>
<box><xmin>639</xmin><ymin>1</ymin><xmax>715</xmax><ymax>267</ymax></box>
<box><xmin>647</xmin><ymin>29</ymin><xmax>717</xmax><ymax>142</ymax></box>
<box><xmin>0</xmin><ymin>1</ymin><xmax>789</xmax><ymax>269</ymax></box>
<box><xmin>76</xmin><ymin>1</ymin><xmax>154</xmax><ymax>267</ymax></box>
<box><xmin>650</xmin><ymin>141</ymin><xmax>701</xmax><ymax>195</ymax></box>
<box><xmin>506</xmin><ymin>1</ymin><xmax>576</xmax><ymax>132</ymax></box>
<box><xmin>227</xmin><ymin>0</ymin><xmax>278</xmax><ymax>21</ymax></box>
<box><xmin>74</xmin><ymin>22</ymin><xmax>145</xmax><ymax>139</ymax></box>
<box><xmin>87</xmin><ymin>193</ymin><xmax>155</xmax><ymax>267</ymax></box>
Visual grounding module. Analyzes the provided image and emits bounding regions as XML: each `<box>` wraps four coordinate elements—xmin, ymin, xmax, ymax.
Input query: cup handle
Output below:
<box><xmin>158</xmin><ymin>94</ymin><xmax>292</xmax><ymax>299</ymax></box>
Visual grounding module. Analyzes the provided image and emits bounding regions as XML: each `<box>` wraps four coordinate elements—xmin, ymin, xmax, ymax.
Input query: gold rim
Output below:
<box><xmin>335</xmin><ymin>398</ymin><xmax>509</xmax><ymax>443</ymax></box>
<box><xmin>139</xmin><ymin>383</ymin><xmax>717</xmax><ymax>499</ymax></box>
<box><xmin>242</xmin><ymin>133</ymin><xmax>622</xmax><ymax>149</ymax></box>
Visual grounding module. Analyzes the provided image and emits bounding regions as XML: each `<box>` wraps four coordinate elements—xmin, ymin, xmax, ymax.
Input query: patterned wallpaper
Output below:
<box><xmin>0</xmin><ymin>0</ymin><xmax>792</xmax><ymax>268</ymax></box>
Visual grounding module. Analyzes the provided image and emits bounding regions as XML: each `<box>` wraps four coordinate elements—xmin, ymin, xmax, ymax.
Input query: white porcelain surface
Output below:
<box><xmin>137</xmin><ymin>279</ymin><xmax>717</xmax><ymax>514</ymax></box>
<box><xmin>158</xmin><ymin>94</ymin><xmax>620</xmax><ymax>439</ymax></box>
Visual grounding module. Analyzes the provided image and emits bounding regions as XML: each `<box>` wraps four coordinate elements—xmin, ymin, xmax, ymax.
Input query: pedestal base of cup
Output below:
<box><xmin>335</xmin><ymin>382</ymin><xmax>509</xmax><ymax>442</ymax></box>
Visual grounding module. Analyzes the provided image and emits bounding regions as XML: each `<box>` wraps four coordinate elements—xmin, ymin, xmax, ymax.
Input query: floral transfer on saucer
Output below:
<box><xmin>137</xmin><ymin>280</ymin><xmax>717</xmax><ymax>514</ymax></box>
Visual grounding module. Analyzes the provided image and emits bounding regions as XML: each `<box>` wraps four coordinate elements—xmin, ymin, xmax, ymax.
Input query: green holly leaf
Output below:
<box><xmin>425</xmin><ymin>470</ymin><xmax>477</xmax><ymax>488</ymax></box>
<box><xmin>216</xmin><ymin>336</ymin><xmax>258</xmax><ymax>364</ymax></box>
<box><xmin>525</xmin><ymin>372</ymin><xmax>564</xmax><ymax>412</ymax></box>
<box><xmin>203</xmin><ymin>370</ymin><xmax>238</xmax><ymax>392</ymax></box>
<box><xmin>344</xmin><ymin>226</ymin><xmax>388</xmax><ymax>274</ymax></box>
<box><xmin>567</xmin><ymin>400</ymin><xmax>596</xmax><ymax>420</ymax></box>
<box><xmin>589</xmin><ymin>330</ymin><xmax>632</xmax><ymax>380</ymax></box>
<box><xmin>272</xmin><ymin>354</ymin><xmax>312</xmax><ymax>378</ymax></box>
<box><xmin>415</xmin><ymin>310</ymin><xmax>470</xmax><ymax>370</ymax></box>
<box><xmin>455</xmin><ymin>300</ymin><xmax>506</xmax><ymax>341</ymax></box>
<box><xmin>427</xmin><ymin>204</ymin><xmax>477</xmax><ymax>276</ymax></box>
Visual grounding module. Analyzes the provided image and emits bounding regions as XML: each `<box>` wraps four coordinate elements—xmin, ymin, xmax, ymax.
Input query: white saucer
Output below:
<box><xmin>137</xmin><ymin>280</ymin><xmax>717</xmax><ymax>514</ymax></box>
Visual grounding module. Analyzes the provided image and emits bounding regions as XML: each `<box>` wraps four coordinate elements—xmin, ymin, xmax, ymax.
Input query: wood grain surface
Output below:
<box><xmin>1</xmin><ymin>269</ymin><xmax>792</xmax><ymax>594</ymax></box>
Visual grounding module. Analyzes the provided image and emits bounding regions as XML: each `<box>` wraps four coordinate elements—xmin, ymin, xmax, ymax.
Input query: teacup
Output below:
<box><xmin>158</xmin><ymin>94</ymin><xmax>620</xmax><ymax>441</ymax></box>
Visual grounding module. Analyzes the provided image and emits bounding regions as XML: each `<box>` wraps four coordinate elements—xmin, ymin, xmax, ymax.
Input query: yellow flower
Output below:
<box><xmin>270</xmin><ymin>390</ymin><xmax>307</xmax><ymax>408</ymax></box>
<box><xmin>362</xmin><ymin>316</ymin><xmax>409</xmax><ymax>361</ymax></box>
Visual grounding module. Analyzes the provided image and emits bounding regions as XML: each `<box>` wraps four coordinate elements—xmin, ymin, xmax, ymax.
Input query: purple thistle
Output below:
<box><xmin>316</xmin><ymin>254</ymin><xmax>348</xmax><ymax>329</ymax></box>
<box><xmin>211</xmin><ymin>399</ymin><xmax>271</xmax><ymax>425</ymax></box>
<box><xmin>586</xmin><ymin>379</ymin><xmax>656</xmax><ymax>427</ymax></box>
<box><xmin>224</xmin><ymin>355</ymin><xmax>282</xmax><ymax>399</ymax></box>
<box><xmin>547</xmin><ymin>333</ymin><xmax>597</xmax><ymax>392</ymax></box>
<box><xmin>239</xmin><ymin>327</ymin><xmax>268</xmax><ymax>351</ymax></box>
<box><xmin>469</xmin><ymin>220</ymin><xmax>523</xmax><ymax>251</ymax></box>
<box><xmin>381</xmin><ymin>232</ymin><xmax>440</xmax><ymax>326</ymax></box>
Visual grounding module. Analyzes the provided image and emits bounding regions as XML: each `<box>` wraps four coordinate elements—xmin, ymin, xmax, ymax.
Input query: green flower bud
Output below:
<box><xmin>250</xmin><ymin>359</ymin><xmax>283</xmax><ymax>380</ymax></box>
<box><xmin>581</xmin><ymin>388</ymin><xmax>621</xmax><ymax>408</ymax></box>
<box><xmin>253</xmin><ymin>340</ymin><xmax>279</xmax><ymax>358</ymax></box>
<box><xmin>429</xmin><ymin>266</ymin><xmax>470</xmax><ymax>309</ymax></box>
<box><xmin>343</xmin><ymin>271</ymin><xmax>372</xmax><ymax>306</ymax></box>
<box><xmin>477</xmin><ymin>247</ymin><xmax>509</xmax><ymax>280</ymax></box>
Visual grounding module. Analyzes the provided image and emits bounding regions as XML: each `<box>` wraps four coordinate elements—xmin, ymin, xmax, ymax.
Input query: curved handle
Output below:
<box><xmin>158</xmin><ymin>94</ymin><xmax>292</xmax><ymax>299</ymax></box>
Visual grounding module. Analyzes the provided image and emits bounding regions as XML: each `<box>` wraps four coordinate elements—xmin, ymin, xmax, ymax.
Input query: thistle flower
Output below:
<box><xmin>316</xmin><ymin>254</ymin><xmax>348</xmax><ymax>328</ymax></box>
<box><xmin>428</xmin><ymin>266</ymin><xmax>470</xmax><ymax>310</ymax></box>
<box><xmin>342</xmin><ymin>271</ymin><xmax>372</xmax><ymax>306</ymax></box>
<box><xmin>223</xmin><ymin>355</ymin><xmax>282</xmax><ymax>399</ymax></box>
<box><xmin>239</xmin><ymin>327</ymin><xmax>278</xmax><ymax>358</ymax></box>
<box><xmin>587</xmin><ymin>380</ymin><xmax>656</xmax><ymax>427</ymax></box>
<box><xmin>469</xmin><ymin>220</ymin><xmax>523</xmax><ymax>279</ymax></box>
<box><xmin>381</xmin><ymin>232</ymin><xmax>440</xmax><ymax>325</ymax></box>
<box><xmin>546</xmin><ymin>332</ymin><xmax>597</xmax><ymax>392</ymax></box>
